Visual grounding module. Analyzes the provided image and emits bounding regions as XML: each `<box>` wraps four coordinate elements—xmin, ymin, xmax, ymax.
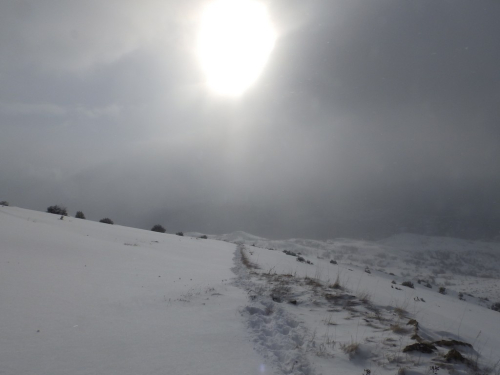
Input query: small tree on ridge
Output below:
<box><xmin>47</xmin><ymin>205</ymin><xmax>68</xmax><ymax>216</ymax></box>
<box><xmin>151</xmin><ymin>224</ymin><xmax>166</xmax><ymax>233</ymax></box>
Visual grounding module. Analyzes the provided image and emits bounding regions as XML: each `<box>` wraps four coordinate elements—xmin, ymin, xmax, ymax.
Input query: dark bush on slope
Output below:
<box><xmin>75</xmin><ymin>211</ymin><xmax>86</xmax><ymax>219</ymax></box>
<box><xmin>151</xmin><ymin>224</ymin><xmax>166</xmax><ymax>233</ymax></box>
<box><xmin>47</xmin><ymin>205</ymin><xmax>68</xmax><ymax>216</ymax></box>
<box><xmin>402</xmin><ymin>281</ymin><xmax>414</xmax><ymax>289</ymax></box>
<box><xmin>99</xmin><ymin>218</ymin><xmax>114</xmax><ymax>225</ymax></box>
<box><xmin>0</xmin><ymin>201</ymin><xmax>9</xmax><ymax>206</ymax></box>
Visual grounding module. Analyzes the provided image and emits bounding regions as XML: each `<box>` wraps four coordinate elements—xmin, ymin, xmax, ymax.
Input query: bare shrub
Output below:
<box><xmin>75</xmin><ymin>211</ymin><xmax>85</xmax><ymax>219</ymax></box>
<box><xmin>99</xmin><ymin>218</ymin><xmax>114</xmax><ymax>224</ymax></box>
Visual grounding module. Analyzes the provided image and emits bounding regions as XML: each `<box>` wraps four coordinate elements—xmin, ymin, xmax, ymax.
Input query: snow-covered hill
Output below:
<box><xmin>0</xmin><ymin>207</ymin><xmax>262</xmax><ymax>375</ymax></box>
<box><xmin>2</xmin><ymin>207</ymin><xmax>500</xmax><ymax>375</ymax></box>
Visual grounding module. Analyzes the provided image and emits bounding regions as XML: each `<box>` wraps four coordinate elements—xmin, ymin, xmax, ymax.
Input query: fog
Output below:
<box><xmin>1</xmin><ymin>0</ymin><xmax>499</xmax><ymax>239</ymax></box>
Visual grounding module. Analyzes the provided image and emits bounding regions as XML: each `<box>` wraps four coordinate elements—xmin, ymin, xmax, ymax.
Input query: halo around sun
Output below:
<box><xmin>197</xmin><ymin>0</ymin><xmax>276</xmax><ymax>96</ymax></box>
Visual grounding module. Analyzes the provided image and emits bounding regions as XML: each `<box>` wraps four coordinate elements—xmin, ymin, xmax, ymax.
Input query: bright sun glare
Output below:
<box><xmin>197</xmin><ymin>0</ymin><xmax>276</xmax><ymax>96</ymax></box>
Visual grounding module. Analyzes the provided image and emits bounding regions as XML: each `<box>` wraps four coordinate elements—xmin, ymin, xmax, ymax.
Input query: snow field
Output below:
<box><xmin>3</xmin><ymin>206</ymin><xmax>500</xmax><ymax>375</ymax></box>
<box><xmin>0</xmin><ymin>207</ymin><xmax>263</xmax><ymax>375</ymax></box>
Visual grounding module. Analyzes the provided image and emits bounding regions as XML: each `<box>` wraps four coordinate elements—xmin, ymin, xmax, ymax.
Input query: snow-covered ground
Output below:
<box><xmin>2</xmin><ymin>206</ymin><xmax>500</xmax><ymax>375</ymax></box>
<box><xmin>0</xmin><ymin>207</ymin><xmax>263</xmax><ymax>375</ymax></box>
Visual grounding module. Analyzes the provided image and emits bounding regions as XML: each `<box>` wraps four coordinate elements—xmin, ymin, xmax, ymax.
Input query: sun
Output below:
<box><xmin>197</xmin><ymin>0</ymin><xmax>276</xmax><ymax>96</ymax></box>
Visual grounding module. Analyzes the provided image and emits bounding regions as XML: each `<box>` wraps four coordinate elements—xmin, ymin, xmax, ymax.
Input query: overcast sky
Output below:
<box><xmin>1</xmin><ymin>0</ymin><xmax>499</xmax><ymax>239</ymax></box>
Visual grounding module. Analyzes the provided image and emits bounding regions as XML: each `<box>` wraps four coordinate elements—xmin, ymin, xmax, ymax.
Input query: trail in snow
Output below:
<box><xmin>232</xmin><ymin>244</ymin><xmax>316</xmax><ymax>375</ymax></box>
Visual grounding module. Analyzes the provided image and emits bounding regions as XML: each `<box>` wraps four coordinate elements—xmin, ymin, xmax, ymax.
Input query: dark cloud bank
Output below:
<box><xmin>1</xmin><ymin>0</ymin><xmax>499</xmax><ymax>240</ymax></box>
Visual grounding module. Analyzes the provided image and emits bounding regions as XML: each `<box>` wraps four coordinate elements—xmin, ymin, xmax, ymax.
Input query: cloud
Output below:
<box><xmin>0</xmin><ymin>1</ymin><xmax>190</xmax><ymax>71</ymax></box>
<box><xmin>0</xmin><ymin>101</ymin><xmax>67</xmax><ymax>116</ymax></box>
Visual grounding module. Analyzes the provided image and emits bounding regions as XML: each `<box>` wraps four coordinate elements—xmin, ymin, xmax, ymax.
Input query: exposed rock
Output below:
<box><xmin>444</xmin><ymin>349</ymin><xmax>465</xmax><ymax>363</ymax></box>
<box><xmin>403</xmin><ymin>342</ymin><xmax>437</xmax><ymax>353</ymax></box>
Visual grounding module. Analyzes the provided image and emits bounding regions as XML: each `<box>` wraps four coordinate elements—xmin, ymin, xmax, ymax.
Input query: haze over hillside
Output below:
<box><xmin>1</xmin><ymin>0</ymin><xmax>499</xmax><ymax>242</ymax></box>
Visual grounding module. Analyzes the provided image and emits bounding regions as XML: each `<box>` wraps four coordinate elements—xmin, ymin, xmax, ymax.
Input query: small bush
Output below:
<box><xmin>176</xmin><ymin>232</ymin><xmax>184</xmax><ymax>236</ymax></box>
<box><xmin>439</xmin><ymin>287</ymin><xmax>446</xmax><ymax>295</ymax></box>
<box><xmin>151</xmin><ymin>224</ymin><xmax>166</xmax><ymax>233</ymax></box>
<box><xmin>0</xmin><ymin>201</ymin><xmax>9</xmax><ymax>206</ymax></box>
<box><xmin>75</xmin><ymin>211</ymin><xmax>86</xmax><ymax>219</ymax></box>
<box><xmin>402</xmin><ymin>281</ymin><xmax>414</xmax><ymax>289</ymax></box>
<box><xmin>99</xmin><ymin>218</ymin><xmax>114</xmax><ymax>225</ymax></box>
<box><xmin>491</xmin><ymin>302</ymin><xmax>500</xmax><ymax>312</ymax></box>
<box><xmin>199</xmin><ymin>235</ymin><xmax>208</xmax><ymax>239</ymax></box>
<box><xmin>47</xmin><ymin>205</ymin><xmax>68</xmax><ymax>216</ymax></box>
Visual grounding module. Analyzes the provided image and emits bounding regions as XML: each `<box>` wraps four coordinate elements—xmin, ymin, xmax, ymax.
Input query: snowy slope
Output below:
<box><xmin>0</xmin><ymin>207</ymin><xmax>262</xmax><ymax>375</ymax></box>
<box><xmin>2</xmin><ymin>208</ymin><xmax>500</xmax><ymax>375</ymax></box>
<box><xmin>216</xmin><ymin>231</ymin><xmax>500</xmax><ymax>303</ymax></box>
<box><xmin>223</xmin><ymin>232</ymin><xmax>500</xmax><ymax>375</ymax></box>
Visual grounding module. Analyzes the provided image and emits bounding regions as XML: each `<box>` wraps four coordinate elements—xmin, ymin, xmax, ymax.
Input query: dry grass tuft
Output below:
<box><xmin>339</xmin><ymin>341</ymin><xmax>360</xmax><ymax>359</ymax></box>
<box><xmin>357</xmin><ymin>290</ymin><xmax>372</xmax><ymax>304</ymax></box>
<box><xmin>323</xmin><ymin>314</ymin><xmax>337</xmax><ymax>326</ymax></box>
<box><xmin>394</xmin><ymin>306</ymin><xmax>408</xmax><ymax>318</ymax></box>
<box><xmin>390</xmin><ymin>324</ymin><xmax>410</xmax><ymax>334</ymax></box>
<box><xmin>240</xmin><ymin>247</ymin><xmax>259</xmax><ymax>269</ymax></box>
<box><xmin>304</xmin><ymin>276</ymin><xmax>323</xmax><ymax>288</ymax></box>
<box><xmin>330</xmin><ymin>273</ymin><xmax>342</xmax><ymax>289</ymax></box>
